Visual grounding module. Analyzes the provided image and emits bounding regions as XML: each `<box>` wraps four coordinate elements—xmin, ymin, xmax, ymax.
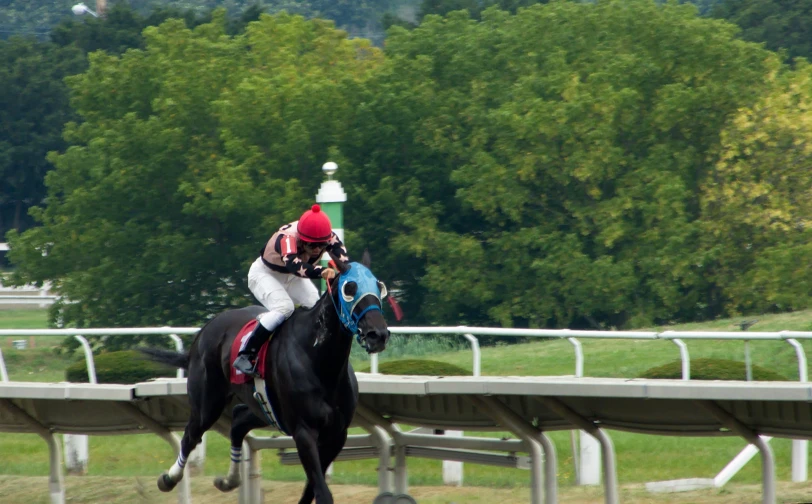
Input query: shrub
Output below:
<box><xmin>65</xmin><ymin>350</ymin><xmax>177</xmax><ymax>384</ymax></box>
<box><xmin>639</xmin><ymin>358</ymin><xmax>789</xmax><ymax>381</ymax></box>
<box><xmin>356</xmin><ymin>359</ymin><xmax>470</xmax><ymax>376</ymax></box>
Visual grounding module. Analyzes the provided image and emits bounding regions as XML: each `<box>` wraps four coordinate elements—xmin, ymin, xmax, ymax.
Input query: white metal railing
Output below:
<box><xmin>0</xmin><ymin>279</ymin><xmax>56</xmax><ymax>306</ymax></box>
<box><xmin>2</xmin><ymin>324</ymin><xmax>810</xmax><ymax>486</ymax></box>
<box><xmin>370</xmin><ymin>325</ymin><xmax>812</xmax><ymax>486</ymax></box>
<box><xmin>370</xmin><ymin>326</ymin><xmax>812</xmax><ymax>384</ymax></box>
<box><xmin>0</xmin><ymin>295</ymin><xmax>59</xmax><ymax>306</ymax></box>
<box><xmin>0</xmin><ymin>327</ymin><xmax>198</xmax><ymax>382</ymax></box>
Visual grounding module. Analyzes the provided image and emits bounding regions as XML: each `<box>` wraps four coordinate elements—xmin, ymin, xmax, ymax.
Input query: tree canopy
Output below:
<box><xmin>9</xmin><ymin>0</ymin><xmax>812</xmax><ymax>335</ymax></box>
<box><xmin>0</xmin><ymin>37</ymin><xmax>85</xmax><ymax>236</ymax></box>
<box><xmin>343</xmin><ymin>0</ymin><xmax>777</xmax><ymax>327</ymax></box>
<box><xmin>710</xmin><ymin>0</ymin><xmax>812</xmax><ymax>64</ymax></box>
<box><xmin>8</xmin><ymin>12</ymin><xmax>383</xmax><ymax>328</ymax></box>
<box><xmin>701</xmin><ymin>61</ymin><xmax>812</xmax><ymax>313</ymax></box>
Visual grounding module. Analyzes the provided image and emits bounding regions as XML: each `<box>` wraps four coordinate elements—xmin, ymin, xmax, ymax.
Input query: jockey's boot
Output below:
<box><xmin>233</xmin><ymin>321</ymin><xmax>271</xmax><ymax>377</ymax></box>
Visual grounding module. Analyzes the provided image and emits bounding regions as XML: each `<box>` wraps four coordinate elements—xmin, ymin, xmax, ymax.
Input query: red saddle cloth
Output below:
<box><xmin>229</xmin><ymin>319</ymin><xmax>271</xmax><ymax>385</ymax></box>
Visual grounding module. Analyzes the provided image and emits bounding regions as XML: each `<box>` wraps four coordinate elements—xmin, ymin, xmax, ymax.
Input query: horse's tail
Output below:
<box><xmin>139</xmin><ymin>347</ymin><xmax>190</xmax><ymax>370</ymax></box>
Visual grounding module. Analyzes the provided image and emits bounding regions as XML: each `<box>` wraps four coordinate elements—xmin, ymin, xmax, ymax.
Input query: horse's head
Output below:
<box><xmin>328</xmin><ymin>250</ymin><xmax>390</xmax><ymax>354</ymax></box>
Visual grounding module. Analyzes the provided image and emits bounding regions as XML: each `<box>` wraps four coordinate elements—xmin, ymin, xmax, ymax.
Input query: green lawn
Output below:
<box><xmin>1</xmin><ymin>308</ymin><xmax>811</xmax><ymax>488</ymax></box>
<box><xmin>0</xmin><ymin>309</ymin><xmax>50</xmax><ymax>330</ymax></box>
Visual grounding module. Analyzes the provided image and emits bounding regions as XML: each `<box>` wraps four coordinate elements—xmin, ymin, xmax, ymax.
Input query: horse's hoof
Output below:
<box><xmin>157</xmin><ymin>473</ymin><xmax>177</xmax><ymax>492</ymax></box>
<box><xmin>214</xmin><ymin>476</ymin><xmax>239</xmax><ymax>492</ymax></box>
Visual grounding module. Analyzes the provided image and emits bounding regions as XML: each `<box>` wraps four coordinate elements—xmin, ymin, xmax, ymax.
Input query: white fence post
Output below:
<box><xmin>579</xmin><ymin>431</ymin><xmax>602</xmax><ymax>485</ymax></box>
<box><xmin>439</xmin><ymin>332</ymin><xmax>480</xmax><ymax>486</ymax></box>
<box><xmin>443</xmin><ymin>430</ymin><xmax>464</xmax><ymax>486</ymax></box>
<box><xmin>64</xmin><ymin>335</ymin><xmax>95</xmax><ymax>475</ymax></box>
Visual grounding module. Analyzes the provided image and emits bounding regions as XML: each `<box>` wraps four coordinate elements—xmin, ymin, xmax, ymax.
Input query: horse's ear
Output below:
<box><xmin>361</xmin><ymin>249</ymin><xmax>371</xmax><ymax>268</ymax></box>
<box><xmin>328</xmin><ymin>250</ymin><xmax>350</xmax><ymax>274</ymax></box>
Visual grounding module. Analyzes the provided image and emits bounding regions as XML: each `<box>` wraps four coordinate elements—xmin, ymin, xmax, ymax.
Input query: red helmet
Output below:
<box><xmin>297</xmin><ymin>204</ymin><xmax>332</xmax><ymax>242</ymax></box>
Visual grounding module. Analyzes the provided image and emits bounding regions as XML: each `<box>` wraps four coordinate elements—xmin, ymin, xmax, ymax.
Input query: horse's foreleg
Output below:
<box><xmin>214</xmin><ymin>404</ymin><xmax>266</xmax><ymax>493</ymax></box>
<box><xmin>294</xmin><ymin>426</ymin><xmax>334</xmax><ymax>504</ymax></box>
<box><xmin>298</xmin><ymin>426</ymin><xmax>348</xmax><ymax>504</ymax></box>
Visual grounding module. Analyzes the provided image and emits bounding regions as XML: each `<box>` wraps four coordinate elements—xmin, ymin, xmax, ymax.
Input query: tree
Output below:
<box><xmin>710</xmin><ymin>0</ymin><xmax>812</xmax><ymax>64</ymax></box>
<box><xmin>0</xmin><ymin>2</ymin><xmax>220</xmax><ymax>240</ymax></box>
<box><xmin>342</xmin><ymin>0</ymin><xmax>777</xmax><ymax>328</ymax></box>
<box><xmin>417</xmin><ymin>0</ymin><xmax>541</xmax><ymax>21</ymax></box>
<box><xmin>701</xmin><ymin>61</ymin><xmax>812</xmax><ymax>314</ymax></box>
<box><xmin>0</xmin><ymin>37</ymin><xmax>86</xmax><ymax>237</ymax></box>
<box><xmin>7</xmin><ymin>12</ymin><xmax>383</xmax><ymax>336</ymax></box>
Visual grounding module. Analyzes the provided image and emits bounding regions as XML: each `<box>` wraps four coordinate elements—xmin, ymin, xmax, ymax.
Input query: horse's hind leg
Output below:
<box><xmin>158</xmin><ymin>365</ymin><xmax>229</xmax><ymax>492</ymax></box>
<box><xmin>214</xmin><ymin>404</ymin><xmax>266</xmax><ymax>492</ymax></box>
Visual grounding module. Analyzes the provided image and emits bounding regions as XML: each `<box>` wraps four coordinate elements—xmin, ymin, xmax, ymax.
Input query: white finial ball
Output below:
<box><xmin>322</xmin><ymin>161</ymin><xmax>338</xmax><ymax>176</ymax></box>
<box><xmin>72</xmin><ymin>3</ymin><xmax>87</xmax><ymax>15</ymax></box>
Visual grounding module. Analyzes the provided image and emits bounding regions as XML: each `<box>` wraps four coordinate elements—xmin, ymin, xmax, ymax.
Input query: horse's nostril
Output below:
<box><xmin>367</xmin><ymin>330</ymin><xmax>388</xmax><ymax>346</ymax></box>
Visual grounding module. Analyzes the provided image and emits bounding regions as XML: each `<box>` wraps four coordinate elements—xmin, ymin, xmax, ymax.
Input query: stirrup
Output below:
<box><xmin>233</xmin><ymin>353</ymin><xmax>258</xmax><ymax>376</ymax></box>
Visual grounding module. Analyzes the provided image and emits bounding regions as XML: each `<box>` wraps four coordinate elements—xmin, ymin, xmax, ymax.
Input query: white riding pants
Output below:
<box><xmin>247</xmin><ymin>257</ymin><xmax>320</xmax><ymax>330</ymax></box>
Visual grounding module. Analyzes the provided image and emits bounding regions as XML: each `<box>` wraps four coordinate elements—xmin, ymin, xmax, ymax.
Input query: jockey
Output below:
<box><xmin>233</xmin><ymin>204</ymin><xmax>349</xmax><ymax>376</ymax></box>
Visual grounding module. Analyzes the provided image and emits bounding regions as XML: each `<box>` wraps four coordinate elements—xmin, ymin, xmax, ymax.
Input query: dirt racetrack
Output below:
<box><xmin>2</xmin><ymin>475</ymin><xmax>812</xmax><ymax>503</ymax></box>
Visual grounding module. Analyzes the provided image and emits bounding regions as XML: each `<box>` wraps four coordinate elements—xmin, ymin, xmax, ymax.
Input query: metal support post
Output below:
<box><xmin>239</xmin><ymin>438</ymin><xmax>262</xmax><ymax>504</ymax></box>
<box><xmin>784</xmin><ymin>336</ymin><xmax>808</xmax><ymax>482</ymax></box>
<box><xmin>470</xmin><ymin>396</ymin><xmax>555</xmax><ymax>504</ymax></box>
<box><xmin>116</xmin><ymin>403</ymin><xmax>191</xmax><ymax>504</ymax></box>
<box><xmin>352</xmin><ymin>412</ymin><xmax>394</xmax><ymax>495</ymax></box>
<box><xmin>533</xmin><ymin>396</ymin><xmax>619</xmax><ymax>504</ymax></box>
<box><xmin>356</xmin><ymin>403</ymin><xmax>407</xmax><ymax>497</ymax></box>
<box><xmin>0</xmin><ymin>399</ymin><xmax>64</xmax><ymax>504</ymax></box>
<box><xmin>695</xmin><ymin>400</ymin><xmax>775</xmax><ymax>504</ymax></box>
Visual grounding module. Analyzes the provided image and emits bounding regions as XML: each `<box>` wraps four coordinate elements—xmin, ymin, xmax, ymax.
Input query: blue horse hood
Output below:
<box><xmin>335</xmin><ymin>263</ymin><xmax>382</xmax><ymax>338</ymax></box>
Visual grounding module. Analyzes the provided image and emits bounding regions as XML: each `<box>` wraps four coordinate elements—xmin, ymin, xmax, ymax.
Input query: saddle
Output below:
<box><xmin>229</xmin><ymin>319</ymin><xmax>288</xmax><ymax>433</ymax></box>
<box><xmin>229</xmin><ymin>319</ymin><xmax>270</xmax><ymax>384</ymax></box>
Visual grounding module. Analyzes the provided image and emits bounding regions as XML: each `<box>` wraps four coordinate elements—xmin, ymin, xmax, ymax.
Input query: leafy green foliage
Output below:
<box><xmin>0</xmin><ymin>37</ymin><xmax>86</xmax><ymax>237</ymax></box>
<box><xmin>346</xmin><ymin>0</ymin><xmax>777</xmax><ymax>328</ymax></box>
<box><xmin>357</xmin><ymin>358</ymin><xmax>470</xmax><ymax>375</ymax></box>
<box><xmin>1</xmin><ymin>0</ymin><xmax>399</xmax><ymax>46</ymax></box>
<box><xmin>7</xmin><ymin>13</ymin><xmax>382</xmax><ymax>340</ymax></box>
<box><xmin>0</xmin><ymin>2</ymin><xmax>233</xmax><ymax>241</ymax></box>
<box><xmin>417</xmin><ymin>0</ymin><xmax>542</xmax><ymax>21</ymax></box>
<box><xmin>709</xmin><ymin>0</ymin><xmax>812</xmax><ymax>64</ymax></box>
<box><xmin>701</xmin><ymin>62</ymin><xmax>812</xmax><ymax>315</ymax></box>
<box><xmin>7</xmin><ymin>0</ymin><xmax>811</xmax><ymax>341</ymax></box>
<box><xmin>639</xmin><ymin>357</ymin><xmax>789</xmax><ymax>381</ymax></box>
<box><xmin>65</xmin><ymin>349</ymin><xmax>176</xmax><ymax>383</ymax></box>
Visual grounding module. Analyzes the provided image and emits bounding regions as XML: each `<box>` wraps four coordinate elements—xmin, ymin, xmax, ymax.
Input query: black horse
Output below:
<box><xmin>141</xmin><ymin>252</ymin><xmax>390</xmax><ymax>504</ymax></box>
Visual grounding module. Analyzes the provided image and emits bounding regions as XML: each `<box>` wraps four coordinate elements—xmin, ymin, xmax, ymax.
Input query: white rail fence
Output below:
<box><xmin>0</xmin><ymin>326</ymin><xmax>809</xmax><ymax>488</ymax></box>
<box><xmin>0</xmin><ymin>328</ymin><xmax>194</xmax><ymax>474</ymax></box>
<box><xmin>0</xmin><ymin>280</ymin><xmax>56</xmax><ymax>308</ymax></box>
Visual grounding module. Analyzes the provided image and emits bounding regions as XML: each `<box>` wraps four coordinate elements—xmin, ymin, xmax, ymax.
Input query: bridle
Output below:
<box><xmin>326</xmin><ymin>263</ymin><xmax>384</xmax><ymax>351</ymax></box>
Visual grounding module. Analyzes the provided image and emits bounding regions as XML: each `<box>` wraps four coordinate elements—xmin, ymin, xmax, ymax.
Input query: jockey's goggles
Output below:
<box><xmin>302</xmin><ymin>241</ymin><xmax>328</xmax><ymax>250</ymax></box>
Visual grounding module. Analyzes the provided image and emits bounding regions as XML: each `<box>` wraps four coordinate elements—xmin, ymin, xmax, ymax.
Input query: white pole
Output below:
<box><xmin>64</xmin><ymin>335</ymin><xmax>94</xmax><ymax>475</ymax></box>
<box><xmin>714</xmin><ymin>437</ymin><xmax>773</xmax><ymax>488</ymax></box>
<box><xmin>439</xmin><ymin>333</ymin><xmax>479</xmax><ymax>487</ymax></box>
<box><xmin>579</xmin><ymin>431</ymin><xmax>601</xmax><ymax>485</ymax></box>
<box><xmin>443</xmin><ymin>430</ymin><xmax>464</xmax><ymax>486</ymax></box>
<box><xmin>567</xmin><ymin>335</ymin><xmax>600</xmax><ymax>485</ymax></box>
